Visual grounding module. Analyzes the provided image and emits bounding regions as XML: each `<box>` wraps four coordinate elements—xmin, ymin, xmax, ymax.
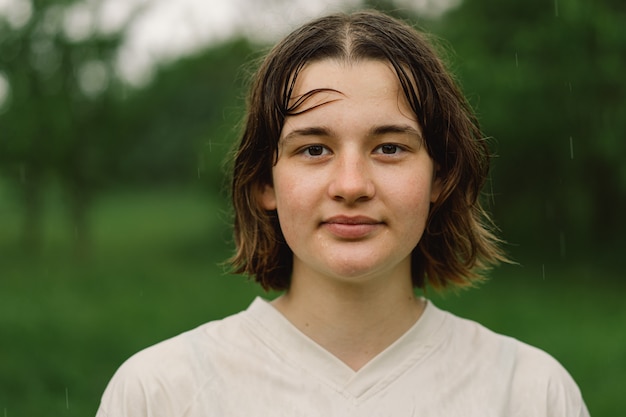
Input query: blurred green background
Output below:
<box><xmin>1</xmin><ymin>0</ymin><xmax>624</xmax><ymax>415</ymax></box>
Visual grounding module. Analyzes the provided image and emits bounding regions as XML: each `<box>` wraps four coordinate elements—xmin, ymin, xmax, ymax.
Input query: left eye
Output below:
<box><xmin>304</xmin><ymin>145</ymin><xmax>328</xmax><ymax>156</ymax></box>
<box><xmin>376</xmin><ymin>144</ymin><xmax>401</xmax><ymax>154</ymax></box>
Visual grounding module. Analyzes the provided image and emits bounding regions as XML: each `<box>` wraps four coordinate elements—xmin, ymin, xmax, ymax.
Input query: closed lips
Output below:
<box><xmin>321</xmin><ymin>216</ymin><xmax>383</xmax><ymax>239</ymax></box>
<box><xmin>323</xmin><ymin>216</ymin><xmax>381</xmax><ymax>225</ymax></box>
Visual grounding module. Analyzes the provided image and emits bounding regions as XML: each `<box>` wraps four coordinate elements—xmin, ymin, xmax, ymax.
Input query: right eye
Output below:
<box><xmin>302</xmin><ymin>145</ymin><xmax>329</xmax><ymax>157</ymax></box>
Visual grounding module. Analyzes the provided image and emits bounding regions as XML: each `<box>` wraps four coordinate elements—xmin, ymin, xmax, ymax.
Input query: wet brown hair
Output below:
<box><xmin>228</xmin><ymin>10</ymin><xmax>508</xmax><ymax>291</ymax></box>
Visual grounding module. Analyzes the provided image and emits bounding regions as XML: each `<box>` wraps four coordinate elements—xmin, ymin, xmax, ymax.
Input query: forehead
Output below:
<box><xmin>283</xmin><ymin>59</ymin><xmax>417</xmax><ymax>128</ymax></box>
<box><xmin>282</xmin><ymin>59</ymin><xmax>418</xmax><ymax>133</ymax></box>
<box><xmin>290</xmin><ymin>59</ymin><xmax>403</xmax><ymax>103</ymax></box>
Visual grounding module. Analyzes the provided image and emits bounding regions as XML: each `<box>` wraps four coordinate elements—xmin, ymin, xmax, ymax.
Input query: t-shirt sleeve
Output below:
<box><xmin>544</xmin><ymin>362</ymin><xmax>590</xmax><ymax>417</ymax></box>
<box><xmin>96</xmin><ymin>354</ymin><xmax>175</xmax><ymax>417</ymax></box>
<box><xmin>95</xmin><ymin>334</ymin><xmax>204</xmax><ymax>417</ymax></box>
<box><xmin>510</xmin><ymin>341</ymin><xmax>591</xmax><ymax>417</ymax></box>
<box><xmin>96</xmin><ymin>366</ymin><xmax>147</xmax><ymax>417</ymax></box>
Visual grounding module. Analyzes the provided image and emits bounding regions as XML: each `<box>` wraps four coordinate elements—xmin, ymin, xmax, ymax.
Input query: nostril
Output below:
<box><xmin>329</xmin><ymin>172</ymin><xmax>375</xmax><ymax>203</ymax></box>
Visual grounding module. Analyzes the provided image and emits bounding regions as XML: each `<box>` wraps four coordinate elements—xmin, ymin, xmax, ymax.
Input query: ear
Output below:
<box><xmin>257</xmin><ymin>183</ymin><xmax>277</xmax><ymax>211</ymax></box>
<box><xmin>430</xmin><ymin>166</ymin><xmax>443</xmax><ymax>203</ymax></box>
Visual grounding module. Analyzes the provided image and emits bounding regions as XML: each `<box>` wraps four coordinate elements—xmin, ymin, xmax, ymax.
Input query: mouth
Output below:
<box><xmin>321</xmin><ymin>215</ymin><xmax>383</xmax><ymax>239</ymax></box>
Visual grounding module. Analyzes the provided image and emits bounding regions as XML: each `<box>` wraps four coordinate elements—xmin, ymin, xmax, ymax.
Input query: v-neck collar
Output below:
<box><xmin>242</xmin><ymin>297</ymin><xmax>447</xmax><ymax>400</ymax></box>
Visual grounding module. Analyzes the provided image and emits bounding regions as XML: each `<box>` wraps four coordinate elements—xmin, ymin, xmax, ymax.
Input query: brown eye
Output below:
<box><xmin>380</xmin><ymin>144</ymin><xmax>399</xmax><ymax>154</ymax></box>
<box><xmin>306</xmin><ymin>145</ymin><xmax>325</xmax><ymax>156</ymax></box>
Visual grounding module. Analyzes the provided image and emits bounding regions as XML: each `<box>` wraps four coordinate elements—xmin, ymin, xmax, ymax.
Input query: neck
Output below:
<box><xmin>271</xmin><ymin>266</ymin><xmax>424</xmax><ymax>371</ymax></box>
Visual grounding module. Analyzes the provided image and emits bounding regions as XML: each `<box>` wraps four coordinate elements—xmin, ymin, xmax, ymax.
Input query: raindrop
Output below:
<box><xmin>569</xmin><ymin>136</ymin><xmax>574</xmax><ymax>160</ymax></box>
<box><xmin>197</xmin><ymin>154</ymin><xmax>205</xmax><ymax>178</ymax></box>
<box><xmin>65</xmin><ymin>387</ymin><xmax>70</xmax><ymax>410</ymax></box>
<box><xmin>554</xmin><ymin>0</ymin><xmax>559</xmax><ymax>17</ymax></box>
<box><xmin>542</xmin><ymin>264</ymin><xmax>546</xmax><ymax>280</ymax></box>
<box><xmin>559</xmin><ymin>231</ymin><xmax>566</xmax><ymax>259</ymax></box>
<box><xmin>0</xmin><ymin>72</ymin><xmax>9</xmax><ymax>110</ymax></box>
<box><xmin>515</xmin><ymin>53</ymin><xmax>519</xmax><ymax>68</ymax></box>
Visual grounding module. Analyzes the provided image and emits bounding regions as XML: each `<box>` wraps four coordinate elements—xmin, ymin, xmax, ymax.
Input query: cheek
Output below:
<box><xmin>272</xmin><ymin>176</ymin><xmax>313</xmax><ymax>230</ymax></box>
<box><xmin>389</xmin><ymin>175</ymin><xmax>433</xmax><ymax>231</ymax></box>
<box><xmin>272</xmin><ymin>164</ymin><xmax>325</xmax><ymax>210</ymax></box>
<box><xmin>388</xmin><ymin>173</ymin><xmax>433</xmax><ymax>206</ymax></box>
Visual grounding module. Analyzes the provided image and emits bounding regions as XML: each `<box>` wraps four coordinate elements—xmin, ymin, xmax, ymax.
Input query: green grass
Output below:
<box><xmin>0</xmin><ymin>185</ymin><xmax>622</xmax><ymax>416</ymax></box>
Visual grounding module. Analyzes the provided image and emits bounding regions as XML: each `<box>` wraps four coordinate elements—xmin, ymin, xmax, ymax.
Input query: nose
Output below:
<box><xmin>328</xmin><ymin>152</ymin><xmax>375</xmax><ymax>203</ymax></box>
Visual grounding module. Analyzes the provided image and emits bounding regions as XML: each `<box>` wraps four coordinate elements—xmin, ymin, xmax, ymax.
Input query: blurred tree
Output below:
<box><xmin>0</xmin><ymin>0</ymin><xmax>126</xmax><ymax>256</ymax></box>
<box><xmin>0</xmin><ymin>0</ymin><xmax>259</xmax><ymax>256</ymax></box>
<box><xmin>434</xmin><ymin>0</ymin><xmax>626</xmax><ymax>261</ymax></box>
<box><xmin>111</xmin><ymin>38</ymin><xmax>257</xmax><ymax>194</ymax></box>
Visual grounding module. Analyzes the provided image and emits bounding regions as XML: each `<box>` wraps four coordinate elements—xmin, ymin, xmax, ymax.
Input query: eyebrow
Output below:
<box><xmin>282</xmin><ymin>124</ymin><xmax>423</xmax><ymax>143</ymax></box>
<box><xmin>282</xmin><ymin>126</ymin><xmax>332</xmax><ymax>143</ymax></box>
<box><xmin>369</xmin><ymin>124</ymin><xmax>422</xmax><ymax>140</ymax></box>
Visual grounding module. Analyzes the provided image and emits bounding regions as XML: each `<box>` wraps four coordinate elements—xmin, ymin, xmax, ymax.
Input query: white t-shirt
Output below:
<box><xmin>96</xmin><ymin>297</ymin><xmax>590</xmax><ymax>416</ymax></box>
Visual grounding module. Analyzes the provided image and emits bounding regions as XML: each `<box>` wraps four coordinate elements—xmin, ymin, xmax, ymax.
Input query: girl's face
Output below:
<box><xmin>260</xmin><ymin>59</ymin><xmax>441</xmax><ymax>287</ymax></box>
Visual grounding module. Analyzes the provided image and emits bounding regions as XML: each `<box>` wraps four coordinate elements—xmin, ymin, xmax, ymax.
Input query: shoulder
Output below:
<box><xmin>120</xmin><ymin>307</ymin><xmax>250</xmax><ymax>375</ymax></box>
<box><xmin>430</xmin><ymin>304</ymin><xmax>590</xmax><ymax>416</ymax></box>
<box><xmin>434</xmin><ymin>304</ymin><xmax>566</xmax><ymax>370</ymax></box>
<box><xmin>506</xmin><ymin>339</ymin><xmax>590</xmax><ymax>416</ymax></box>
<box><xmin>96</xmin><ymin>309</ymin><xmax>251</xmax><ymax>417</ymax></box>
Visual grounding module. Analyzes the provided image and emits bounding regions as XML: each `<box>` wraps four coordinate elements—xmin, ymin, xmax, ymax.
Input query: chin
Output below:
<box><xmin>324</xmin><ymin>262</ymin><xmax>392</xmax><ymax>283</ymax></box>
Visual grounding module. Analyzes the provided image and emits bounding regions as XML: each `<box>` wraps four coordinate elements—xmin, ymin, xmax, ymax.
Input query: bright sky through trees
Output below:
<box><xmin>0</xmin><ymin>0</ymin><xmax>458</xmax><ymax>90</ymax></box>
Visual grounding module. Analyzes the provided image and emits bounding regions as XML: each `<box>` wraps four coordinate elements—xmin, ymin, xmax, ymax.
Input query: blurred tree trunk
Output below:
<box><xmin>20</xmin><ymin>165</ymin><xmax>44</xmax><ymax>254</ymax></box>
<box><xmin>66</xmin><ymin>177</ymin><xmax>91</xmax><ymax>259</ymax></box>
